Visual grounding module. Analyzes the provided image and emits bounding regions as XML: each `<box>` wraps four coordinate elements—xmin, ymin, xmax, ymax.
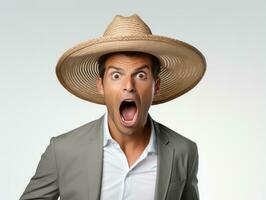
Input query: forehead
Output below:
<box><xmin>104</xmin><ymin>52</ymin><xmax>153</xmax><ymax>70</ymax></box>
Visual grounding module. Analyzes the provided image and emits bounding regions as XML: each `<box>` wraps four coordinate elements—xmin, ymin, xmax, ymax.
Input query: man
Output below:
<box><xmin>20</xmin><ymin>14</ymin><xmax>206</xmax><ymax>200</ymax></box>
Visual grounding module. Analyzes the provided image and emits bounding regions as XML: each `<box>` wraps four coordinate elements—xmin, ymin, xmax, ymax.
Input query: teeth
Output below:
<box><xmin>124</xmin><ymin>99</ymin><xmax>134</xmax><ymax>102</ymax></box>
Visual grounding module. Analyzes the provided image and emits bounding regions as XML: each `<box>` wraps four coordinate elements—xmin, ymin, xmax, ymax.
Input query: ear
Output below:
<box><xmin>154</xmin><ymin>78</ymin><xmax>160</xmax><ymax>95</ymax></box>
<box><xmin>96</xmin><ymin>77</ymin><xmax>104</xmax><ymax>95</ymax></box>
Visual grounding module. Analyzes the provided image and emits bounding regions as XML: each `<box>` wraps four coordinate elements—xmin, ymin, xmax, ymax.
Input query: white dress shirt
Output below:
<box><xmin>100</xmin><ymin>114</ymin><xmax>158</xmax><ymax>200</ymax></box>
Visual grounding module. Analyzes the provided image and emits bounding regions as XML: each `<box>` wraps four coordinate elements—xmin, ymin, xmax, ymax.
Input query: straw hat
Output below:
<box><xmin>56</xmin><ymin>14</ymin><xmax>206</xmax><ymax>105</ymax></box>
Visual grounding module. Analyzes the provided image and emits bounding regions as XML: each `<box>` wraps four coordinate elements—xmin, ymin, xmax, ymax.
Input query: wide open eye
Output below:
<box><xmin>111</xmin><ymin>72</ymin><xmax>121</xmax><ymax>80</ymax></box>
<box><xmin>136</xmin><ymin>72</ymin><xmax>146</xmax><ymax>79</ymax></box>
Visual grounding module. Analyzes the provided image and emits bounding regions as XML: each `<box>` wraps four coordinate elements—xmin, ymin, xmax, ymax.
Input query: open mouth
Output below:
<box><xmin>119</xmin><ymin>100</ymin><xmax>138</xmax><ymax>123</ymax></box>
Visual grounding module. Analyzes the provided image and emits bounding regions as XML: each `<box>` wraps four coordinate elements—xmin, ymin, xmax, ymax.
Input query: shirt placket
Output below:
<box><xmin>112</xmin><ymin>140</ymin><xmax>149</xmax><ymax>200</ymax></box>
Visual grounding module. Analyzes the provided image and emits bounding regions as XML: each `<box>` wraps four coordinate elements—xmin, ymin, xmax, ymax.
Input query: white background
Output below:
<box><xmin>1</xmin><ymin>0</ymin><xmax>265</xmax><ymax>199</ymax></box>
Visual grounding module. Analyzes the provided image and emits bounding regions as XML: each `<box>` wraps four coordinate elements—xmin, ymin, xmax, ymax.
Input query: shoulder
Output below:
<box><xmin>155</xmin><ymin>121</ymin><xmax>198</xmax><ymax>155</ymax></box>
<box><xmin>51</xmin><ymin>116</ymin><xmax>103</xmax><ymax>147</ymax></box>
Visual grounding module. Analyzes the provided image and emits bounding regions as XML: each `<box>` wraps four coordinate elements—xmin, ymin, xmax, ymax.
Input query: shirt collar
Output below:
<box><xmin>103</xmin><ymin>113</ymin><xmax>157</xmax><ymax>153</ymax></box>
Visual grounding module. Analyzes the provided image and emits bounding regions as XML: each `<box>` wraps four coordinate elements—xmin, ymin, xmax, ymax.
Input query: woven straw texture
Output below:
<box><xmin>56</xmin><ymin>14</ymin><xmax>206</xmax><ymax>104</ymax></box>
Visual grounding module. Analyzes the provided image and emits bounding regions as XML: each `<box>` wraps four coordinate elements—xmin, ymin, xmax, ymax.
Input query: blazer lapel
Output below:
<box><xmin>87</xmin><ymin>116</ymin><xmax>104</xmax><ymax>200</ymax></box>
<box><xmin>153</xmin><ymin>120</ymin><xmax>174</xmax><ymax>200</ymax></box>
<box><xmin>83</xmin><ymin>116</ymin><xmax>174</xmax><ymax>200</ymax></box>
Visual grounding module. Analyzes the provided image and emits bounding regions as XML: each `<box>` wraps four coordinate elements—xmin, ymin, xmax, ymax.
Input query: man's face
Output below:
<box><xmin>97</xmin><ymin>53</ymin><xmax>160</xmax><ymax>136</ymax></box>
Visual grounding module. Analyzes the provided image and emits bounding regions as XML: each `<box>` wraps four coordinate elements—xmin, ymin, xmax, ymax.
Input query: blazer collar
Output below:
<box><xmin>153</xmin><ymin>119</ymin><xmax>174</xmax><ymax>200</ymax></box>
<box><xmin>86</xmin><ymin>115</ymin><xmax>104</xmax><ymax>200</ymax></box>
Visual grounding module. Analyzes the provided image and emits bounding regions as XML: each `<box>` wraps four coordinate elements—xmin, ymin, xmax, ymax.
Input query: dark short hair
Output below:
<box><xmin>97</xmin><ymin>51</ymin><xmax>161</xmax><ymax>79</ymax></box>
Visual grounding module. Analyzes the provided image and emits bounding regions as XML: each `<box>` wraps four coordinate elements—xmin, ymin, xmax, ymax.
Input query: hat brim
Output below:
<box><xmin>56</xmin><ymin>35</ymin><xmax>206</xmax><ymax>105</ymax></box>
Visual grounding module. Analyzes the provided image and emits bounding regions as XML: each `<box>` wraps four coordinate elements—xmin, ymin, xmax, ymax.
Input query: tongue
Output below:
<box><xmin>121</xmin><ymin>106</ymin><xmax>137</xmax><ymax>121</ymax></box>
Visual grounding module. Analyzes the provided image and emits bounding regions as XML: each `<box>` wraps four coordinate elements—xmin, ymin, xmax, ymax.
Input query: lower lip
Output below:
<box><xmin>120</xmin><ymin>109</ymin><xmax>139</xmax><ymax>128</ymax></box>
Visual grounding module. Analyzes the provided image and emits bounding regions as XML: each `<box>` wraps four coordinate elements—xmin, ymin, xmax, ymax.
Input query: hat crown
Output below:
<box><xmin>103</xmin><ymin>14</ymin><xmax>152</xmax><ymax>37</ymax></box>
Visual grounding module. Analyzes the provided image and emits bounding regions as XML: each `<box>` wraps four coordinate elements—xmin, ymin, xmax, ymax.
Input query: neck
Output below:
<box><xmin>107</xmin><ymin>114</ymin><xmax>152</xmax><ymax>167</ymax></box>
<box><xmin>107</xmin><ymin>114</ymin><xmax>152</xmax><ymax>153</ymax></box>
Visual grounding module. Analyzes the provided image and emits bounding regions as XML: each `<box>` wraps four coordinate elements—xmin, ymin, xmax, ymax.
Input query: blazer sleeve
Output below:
<box><xmin>19</xmin><ymin>137</ymin><xmax>60</xmax><ymax>200</ymax></box>
<box><xmin>181</xmin><ymin>142</ymin><xmax>200</xmax><ymax>200</ymax></box>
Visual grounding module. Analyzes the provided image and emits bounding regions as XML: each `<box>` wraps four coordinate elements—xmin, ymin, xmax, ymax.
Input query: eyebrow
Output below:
<box><xmin>106</xmin><ymin>65</ymin><xmax>149</xmax><ymax>72</ymax></box>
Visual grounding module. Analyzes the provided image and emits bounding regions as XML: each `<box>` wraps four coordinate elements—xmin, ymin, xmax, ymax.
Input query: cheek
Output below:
<box><xmin>102</xmin><ymin>79</ymin><xmax>120</xmax><ymax>95</ymax></box>
<box><xmin>138</xmin><ymin>83</ymin><xmax>155</xmax><ymax>103</ymax></box>
<box><xmin>102</xmin><ymin>84</ymin><xmax>120</xmax><ymax>106</ymax></box>
<box><xmin>140</xmin><ymin>81</ymin><xmax>155</xmax><ymax>93</ymax></box>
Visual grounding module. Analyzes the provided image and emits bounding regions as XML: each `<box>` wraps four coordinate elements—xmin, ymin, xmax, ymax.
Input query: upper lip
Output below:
<box><xmin>123</xmin><ymin>99</ymin><xmax>135</xmax><ymax>102</ymax></box>
<box><xmin>120</xmin><ymin>97</ymin><xmax>137</xmax><ymax>104</ymax></box>
<box><xmin>119</xmin><ymin>97</ymin><xmax>139</xmax><ymax>111</ymax></box>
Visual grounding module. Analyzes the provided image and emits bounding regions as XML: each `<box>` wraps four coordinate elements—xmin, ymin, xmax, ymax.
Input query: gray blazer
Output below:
<box><xmin>20</xmin><ymin>116</ymin><xmax>199</xmax><ymax>200</ymax></box>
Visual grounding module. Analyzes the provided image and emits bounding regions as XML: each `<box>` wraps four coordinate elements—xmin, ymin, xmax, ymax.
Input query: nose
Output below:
<box><xmin>123</xmin><ymin>75</ymin><xmax>135</xmax><ymax>93</ymax></box>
